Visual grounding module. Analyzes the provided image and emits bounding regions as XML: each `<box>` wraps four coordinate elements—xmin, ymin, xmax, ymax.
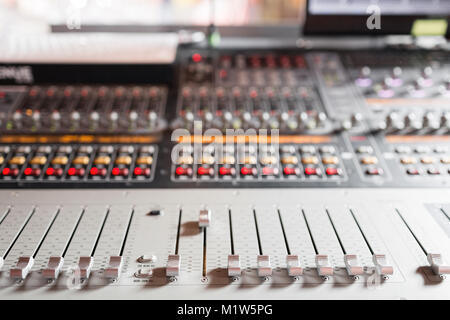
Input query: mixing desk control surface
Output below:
<box><xmin>0</xmin><ymin>48</ymin><xmax>449</xmax><ymax>300</ymax></box>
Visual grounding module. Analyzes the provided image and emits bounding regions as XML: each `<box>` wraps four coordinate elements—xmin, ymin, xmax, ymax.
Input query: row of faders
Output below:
<box><xmin>172</xmin><ymin>144</ymin><xmax>346</xmax><ymax>182</ymax></box>
<box><xmin>0</xmin><ymin>145</ymin><xmax>157</xmax><ymax>183</ymax></box>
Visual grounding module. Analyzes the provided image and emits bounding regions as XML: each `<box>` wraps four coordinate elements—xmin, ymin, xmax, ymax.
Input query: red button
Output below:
<box><xmin>304</xmin><ymin>167</ymin><xmax>318</xmax><ymax>175</ymax></box>
<box><xmin>365</xmin><ymin>168</ymin><xmax>383</xmax><ymax>175</ymax></box>
<box><xmin>90</xmin><ymin>167</ymin><xmax>107</xmax><ymax>176</ymax></box>
<box><xmin>175</xmin><ymin>167</ymin><xmax>192</xmax><ymax>176</ymax></box>
<box><xmin>68</xmin><ymin>168</ymin><xmax>85</xmax><ymax>176</ymax></box>
<box><xmin>406</xmin><ymin>168</ymin><xmax>420</xmax><ymax>175</ymax></box>
<box><xmin>24</xmin><ymin>168</ymin><xmax>41</xmax><ymax>176</ymax></box>
<box><xmin>283</xmin><ymin>167</ymin><xmax>298</xmax><ymax>176</ymax></box>
<box><xmin>241</xmin><ymin>166</ymin><xmax>256</xmax><ymax>176</ymax></box>
<box><xmin>2</xmin><ymin>168</ymin><xmax>19</xmax><ymax>176</ymax></box>
<box><xmin>262</xmin><ymin>167</ymin><xmax>278</xmax><ymax>176</ymax></box>
<box><xmin>219</xmin><ymin>167</ymin><xmax>235</xmax><ymax>176</ymax></box>
<box><xmin>46</xmin><ymin>167</ymin><xmax>63</xmax><ymax>176</ymax></box>
<box><xmin>112</xmin><ymin>167</ymin><xmax>129</xmax><ymax>176</ymax></box>
<box><xmin>134</xmin><ymin>167</ymin><xmax>150</xmax><ymax>176</ymax></box>
<box><xmin>197</xmin><ymin>166</ymin><xmax>214</xmax><ymax>176</ymax></box>
<box><xmin>325</xmin><ymin>167</ymin><xmax>340</xmax><ymax>176</ymax></box>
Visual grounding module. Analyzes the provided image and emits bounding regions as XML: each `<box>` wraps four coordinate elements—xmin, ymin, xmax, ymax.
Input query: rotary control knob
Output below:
<box><xmin>148</xmin><ymin>111</ymin><xmax>158</xmax><ymax>129</ymax></box>
<box><xmin>90</xmin><ymin>111</ymin><xmax>100</xmax><ymax>127</ymax></box>
<box><xmin>386</xmin><ymin>112</ymin><xmax>405</xmax><ymax>131</ymax></box>
<box><xmin>70</xmin><ymin>111</ymin><xmax>81</xmax><ymax>129</ymax></box>
<box><xmin>51</xmin><ymin>111</ymin><xmax>61</xmax><ymax>128</ymax></box>
<box><xmin>441</xmin><ymin>112</ymin><xmax>450</xmax><ymax>130</ymax></box>
<box><xmin>418</xmin><ymin>66</ymin><xmax>433</xmax><ymax>87</ymax></box>
<box><xmin>31</xmin><ymin>111</ymin><xmax>41</xmax><ymax>127</ymax></box>
<box><xmin>109</xmin><ymin>111</ymin><xmax>119</xmax><ymax>127</ymax></box>
<box><xmin>351</xmin><ymin>113</ymin><xmax>363</xmax><ymax>128</ymax></box>
<box><xmin>423</xmin><ymin>112</ymin><xmax>440</xmax><ymax>131</ymax></box>
<box><xmin>355</xmin><ymin>66</ymin><xmax>372</xmax><ymax>87</ymax></box>
<box><xmin>404</xmin><ymin>113</ymin><xmax>423</xmax><ymax>131</ymax></box>
<box><xmin>385</xmin><ymin>67</ymin><xmax>403</xmax><ymax>87</ymax></box>
<box><xmin>316</xmin><ymin>112</ymin><xmax>327</xmax><ymax>128</ymax></box>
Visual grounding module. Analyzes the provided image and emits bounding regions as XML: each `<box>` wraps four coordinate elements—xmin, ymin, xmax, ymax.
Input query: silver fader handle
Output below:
<box><xmin>286</xmin><ymin>255</ymin><xmax>303</xmax><ymax>277</ymax></box>
<box><xmin>372</xmin><ymin>254</ymin><xmax>394</xmax><ymax>278</ymax></box>
<box><xmin>42</xmin><ymin>256</ymin><xmax>64</xmax><ymax>280</ymax></box>
<box><xmin>227</xmin><ymin>254</ymin><xmax>241</xmax><ymax>278</ymax></box>
<box><xmin>315</xmin><ymin>255</ymin><xmax>333</xmax><ymax>279</ymax></box>
<box><xmin>199</xmin><ymin>209</ymin><xmax>211</xmax><ymax>228</ymax></box>
<box><xmin>427</xmin><ymin>253</ymin><xmax>450</xmax><ymax>278</ymax></box>
<box><xmin>105</xmin><ymin>256</ymin><xmax>123</xmax><ymax>280</ymax></box>
<box><xmin>344</xmin><ymin>254</ymin><xmax>364</xmax><ymax>277</ymax></box>
<box><xmin>166</xmin><ymin>254</ymin><xmax>180</xmax><ymax>277</ymax></box>
<box><xmin>10</xmin><ymin>256</ymin><xmax>34</xmax><ymax>281</ymax></box>
<box><xmin>257</xmin><ymin>255</ymin><xmax>272</xmax><ymax>278</ymax></box>
<box><xmin>78</xmin><ymin>256</ymin><xmax>94</xmax><ymax>279</ymax></box>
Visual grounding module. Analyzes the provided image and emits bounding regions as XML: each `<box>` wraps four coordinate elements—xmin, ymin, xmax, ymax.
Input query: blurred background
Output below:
<box><xmin>0</xmin><ymin>0</ymin><xmax>306</xmax><ymax>34</ymax></box>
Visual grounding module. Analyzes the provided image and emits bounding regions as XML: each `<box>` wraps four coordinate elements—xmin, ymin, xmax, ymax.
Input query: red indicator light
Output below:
<box><xmin>90</xmin><ymin>167</ymin><xmax>99</xmax><ymax>176</ymax></box>
<box><xmin>192</xmin><ymin>53</ymin><xmax>202</xmax><ymax>63</ymax></box>
<box><xmin>325</xmin><ymin>167</ymin><xmax>339</xmax><ymax>176</ymax></box>
<box><xmin>197</xmin><ymin>166</ymin><xmax>213</xmax><ymax>176</ymax></box>
<box><xmin>219</xmin><ymin>167</ymin><xmax>235</xmax><ymax>176</ymax></box>
<box><xmin>112</xmin><ymin>167</ymin><xmax>129</xmax><ymax>176</ymax></box>
<box><xmin>240</xmin><ymin>167</ymin><xmax>256</xmax><ymax>176</ymax></box>
<box><xmin>175</xmin><ymin>167</ymin><xmax>192</xmax><ymax>176</ymax></box>
<box><xmin>112</xmin><ymin>167</ymin><xmax>120</xmax><ymax>176</ymax></box>
<box><xmin>262</xmin><ymin>167</ymin><xmax>277</xmax><ymax>176</ymax></box>
<box><xmin>68</xmin><ymin>168</ymin><xmax>76</xmax><ymax>176</ymax></box>
<box><xmin>2</xmin><ymin>168</ymin><xmax>11</xmax><ymax>176</ymax></box>
<box><xmin>134</xmin><ymin>167</ymin><xmax>142</xmax><ymax>175</ymax></box>
<box><xmin>68</xmin><ymin>168</ymin><xmax>85</xmax><ymax>176</ymax></box>
<box><xmin>24</xmin><ymin>168</ymin><xmax>40</xmax><ymax>176</ymax></box>
<box><xmin>304</xmin><ymin>167</ymin><xmax>317</xmax><ymax>176</ymax></box>
<box><xmin>46</xmin><ymin>168</ymin><xmax>55</xmax><ymax>176</ymax></box>
<box><xmin>283</xmin><ymin>167</ymin><xmax>297</xmax><ymax>175</ymax></box>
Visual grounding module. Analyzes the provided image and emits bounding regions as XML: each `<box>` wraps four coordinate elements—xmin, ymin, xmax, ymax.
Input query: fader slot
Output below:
<box><xmin>33</xmin><ymin>206</ymin><xmax>84</xmax><ymax>271</ymax></box>
<box><xmin>205</xmin><ymin>205</ymin><xmax>231</xmax><ymax>283</ymax></box>
<box><xmin>277</xmin><ymin>206</ymin><xmax>316</xmax><ymax>269</ymax></box>
<box><xmin>61</xmin><ymin>205</ymin><xmax>109</xmax><ymax>269</ymax></box>
<box><xmin>3</xmin><ymin>206</ymin><xmax>57</xmax><ymax>270</ymax></box>
<box><xmin>229</xmin><ymin>206</ymin><xmax>260</xmax><ymax>271</ymax></box>
<box><xmin>0</xmin><ymin>205</ymin><xmax>10</xmax><ymax>223</ymax></box>
<box><xmin>176</xmin><ymin>206</ymin><xmax>205</xmax><ymax>282</ymax></box>
<box><xmin>394</xmin><ymin>207</ymin><xmax>450</xmax><ymax>278</ymax></box>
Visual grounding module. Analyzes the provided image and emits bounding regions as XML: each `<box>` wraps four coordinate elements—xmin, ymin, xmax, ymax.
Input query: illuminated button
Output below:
<box><xmin>46</xmin><ymin>167</ymin><xmax>63</xmax><ymax>177</ymax></box>
<box><xmin>434</xmin><ymin>146</ymin><xmax>448</xmax><ymax>154</ymax></box>
<box><xmin>37</xmin><ymin>146</ymin><xmax>52</xmax><ymax>153</ymax></box>
<box><xmin>136</xmin><ymin>156</ymin><xmax>153</xmax><ymax>165</ymax></box>
<box><xmin>240</xmin><ymin>166</ymin><xmax>257</xmax><ymax>176</ymax></box>
<box><xmin>197</xmin><ymin>166</ymin><xmax>214</xmax><ymax>176</ymax></box>
<box><xmin>300</xmin><ymin>146</ymin><xmax>315</xmax><ymax>154</ymax></box>
<box><xmin>262</xmin><ymin>167</ymin><xmax>279</xmax><ymax>176</ymax></box>
<box><xmin>320</xmin><ymin>146</ymin><xmax>336</xmax><ymax>154</ymax></box>
<box><xmin>78</xmin><ymin>146</ymin><xmax>93</xmax><ymax>154</ymax></box>
<box><xmin>243</xmin><ymin>156</ymin><xmax>257</xmax><ymax>165</ymax></box>
<box><xmin>360</xmin><ymin>156</ymin><xmax>378</xmax><ymax>165</ymax></box>
<box><xmin>115</xmin><ymin>155</ymin><xmax>132</xmax><ymax>165</ymax></box>
<box><xmin>112</xmin><ymin>167</ymin><xmax>129</xmax><ymax>176</ymax></box>
<box><xmin>23</xmin><ymin>168</ymin><xmax>41</xmax><ymax>177</ymax></box>
<box><xmin>0</xmin><ymin>156</ymin><xmax>3</xmax><ymax>165</ymax></box>
<box><xmin>427</xmin><ymin>168</ymin><xmax>441</xmax><ymax>175</ymax></box>
<box><xmin>415</xmin><ymin>146</ymin><xmax>430</xmax><ymax>153</ymax></box>
<box><xmin>281</xmin><ymin>145</ymin><xmax>296</xmax><ymax>154</ymax></box>
<box><xmin>406</xmin><ymin>168</ymin><xmax>420</xmax><ymax>175</ymax></box>
<box><xmin>356</xmin><ymin>146</ymin><xmax>373</xmax><ymax>154</ymax></box>
<box><xmin>302</xmin><ymin>156</ymin><xmax>318</xmax><ymax>165</ymax></box>
<box><xmin>395</xmin><ymin>146</ymin><xmax>411</xmax><ymax>154</ymax></box>
<box><xmin>99</xmin><ymin>145</ymin><xmax>114</xmax><ymax>154</ymax></box>
<box><xmin>133</xmin><ymin>167</ymin><xmax>150</xmax><ymax>176</ymax></box>
<box><xmin>175</xmin><ymin>167</ymin><xmax>193</xmax><ymax>176</ymax></box>
<box><xmin>400</xmin><ymin>157</ymin><xmax>416</xmax><ymax>165</ymax></box>
<box><xmin>57</xmin><ymin>146</ymin><xmax>72</xmax><ymax>154</ymax></box>
<box><xmin>119</xmin><ymin>146</ymin><xmax>134</xmax><ymax>154</ymax></box>
<box><xmin>90</xmin><ymin>167</ymin><xmax>107</xmax><ymax>177</ymax></box>
<box><xmin>72</xmin><ymin>156</ymin><xmax>90</xmax><ymax>165</ymax></box>
<box><xmin>281</xmin><ymin>156</ymin><xmax>298</xmax><ymax>165</ymax></box>
<box><xmin>201</xmin><ymin>156</ymin><xmax>215</xmax><ymax>165</ymax></box>
<box><xmin>67</xmin><ymin>167</ymin><xmax>85</xmax><ymax>176</ymax></box>
<box><xmin>283</xmin><ymin>167</ymin><xmax>299</xmax><ymax>176</ymax></box>
<box><xmin>177</xmin><ymin>156</ymin><xmax>193</xmax><ymax>165</ymax></box>
<box><xmin>304</xmin><ymin>167</ymin><xmax>320</xmax><ymax>176</ymax></box>
<box><xmin>325</xmin><ymin>167</ymin><xmax>341</xmax><ymax>176</ymax></box>
<box><xmin>441</xmin><ymin>157</ymin><xmax>450</xmax><ymax>164</ymax></box>
<box><xmin>421</xmin><ymin>157</ymin><xmax>436</xmax><ymax>164</ymax></box>
<box><xmin>2</xmin><ymin>168</ymin><xmax>18</xmax><ymax>176</ymax></box>
<box><xmin>94</xmin><ymin>156</ymin><xmax>111</xmax><ymax>165</ymax></box>
<box><xmin>221</xmin><ymin>155</ymin><xmax>235</xmax><ymax>165</ymax></box>
<box><xmin>51</xmin><ymin>156</ymin><xmax>68</xmax><ymax>165</ymax></box>
<box><xmin>0</xmin><ymin>146</ymin><xmax>10</xmax><ymax>153</ymax></box>
<box><xmin>16</xmin><ymin>146</ymin><xmax>31</xmax><ymax>154</ymax></box>
<box><xmin>219</xmin><ymin>167</ymin><xmax>235</xmax><ymax>176</ymax></box>
<box><xmin>9</xmin><ymin>156</ymin><xmax>26</xmax><ymax>165</ymax></box>
<box><xmin>29</xmin><ymin>156</ymin><xmax>47</xmax><ymax>165</ymax></box>
<box><xmin>365</xmin><ymin>168</ymin><xmax>383</xmax><ymax>175</ymax></box>
<box><xmin>322</xmin><ymin>156</ymin><xmax>339</xmax><ymax>165</ymax></box>
<box><xmin>260</xmin><ymin>156</ymin><xmax>277</xmax><ymax>165</ymax></box>
<box><xmin>140</xmin><ymin>146</ymin><xmax>155</xmax><ymax>154</ymax></box>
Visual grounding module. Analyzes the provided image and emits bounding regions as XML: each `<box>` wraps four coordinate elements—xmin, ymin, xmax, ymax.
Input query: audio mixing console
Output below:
<box><xmin>0</xmin><ymin>48</ymin><xmax>449</xmax><ymax>300</ymax></box>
